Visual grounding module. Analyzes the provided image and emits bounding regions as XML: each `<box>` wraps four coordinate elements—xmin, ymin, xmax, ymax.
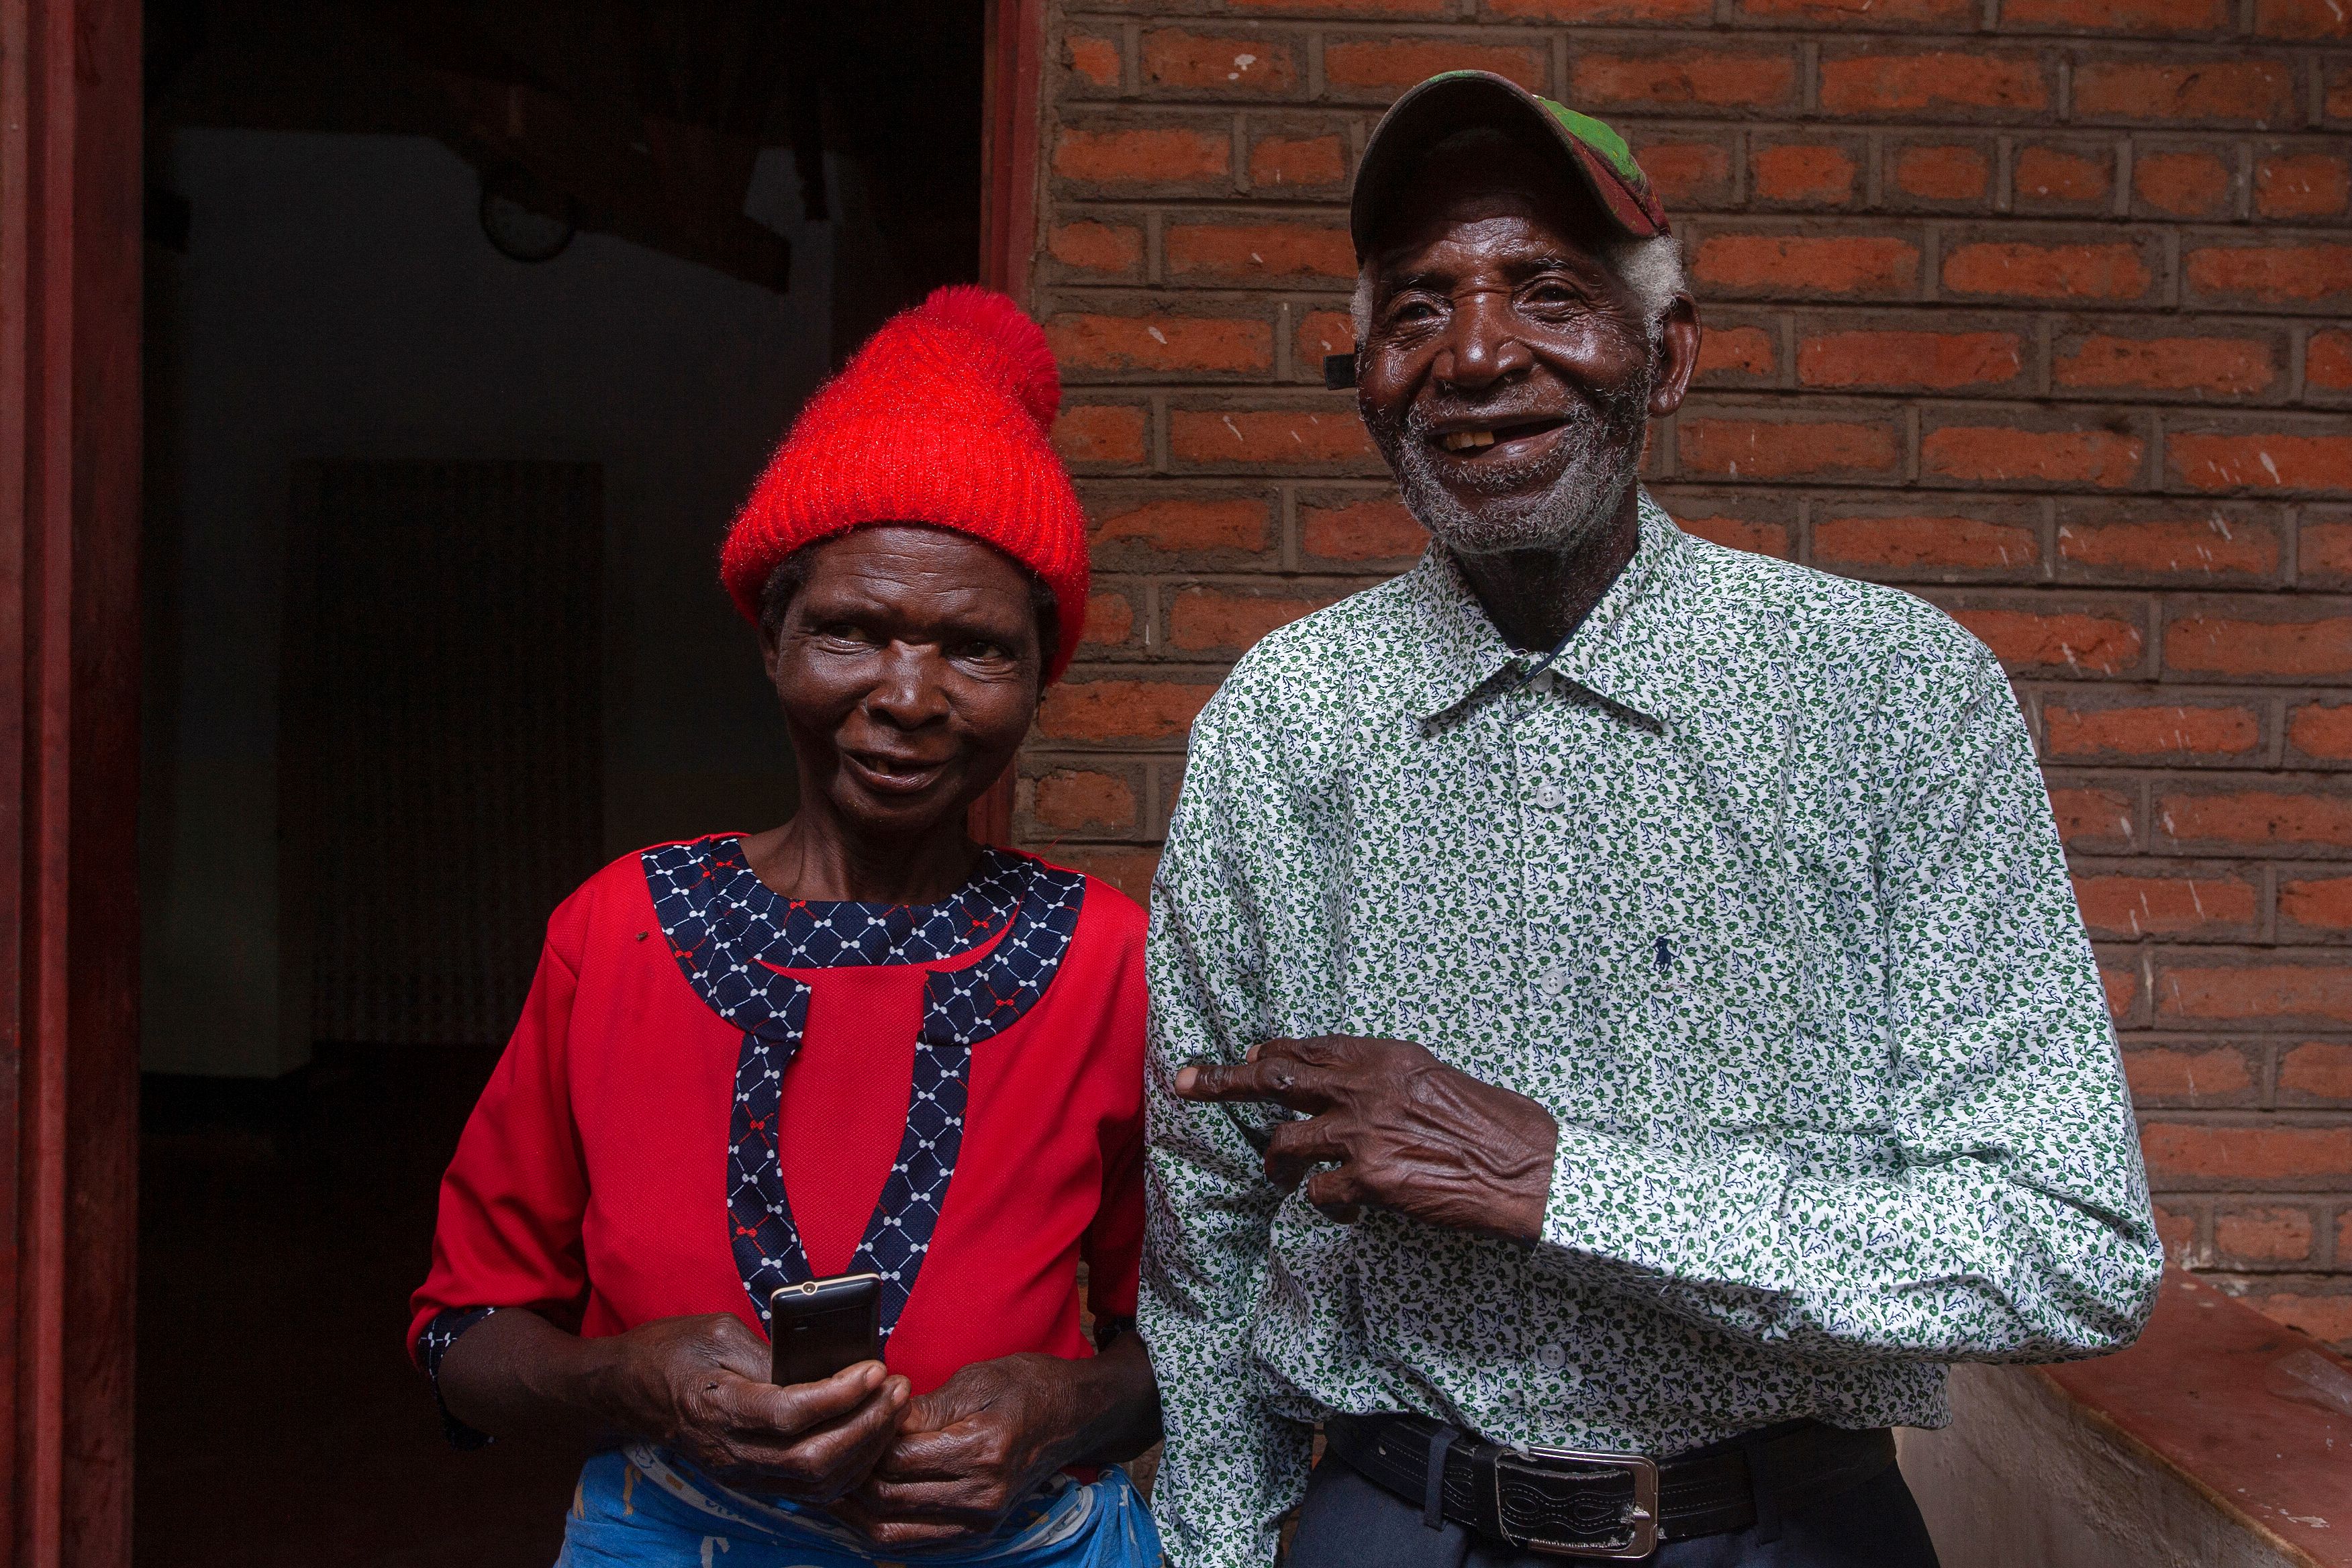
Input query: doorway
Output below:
<box><xmin>134</xmin><ymin>3</ymin><xmax>992</xmax><ymax>1559</ymax></box>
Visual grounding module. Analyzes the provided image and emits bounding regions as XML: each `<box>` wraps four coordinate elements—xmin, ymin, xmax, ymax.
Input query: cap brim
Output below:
<box><xmin>1350</xmin><ymin>72</ymin><xmax>1667</xmax><ymax>261</ymax></box>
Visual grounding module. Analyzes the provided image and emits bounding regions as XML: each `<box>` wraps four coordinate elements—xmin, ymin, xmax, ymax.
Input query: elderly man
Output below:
<box><xmin>1138</xmin><ymin>72</ymin><xmax>2161</xmax><ymax>1568</ymax></box>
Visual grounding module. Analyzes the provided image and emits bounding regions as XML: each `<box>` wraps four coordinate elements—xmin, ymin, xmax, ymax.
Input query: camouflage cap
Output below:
<box><xmin>1349</xmin><ymin>71</ymin><xmax>1671</xmax><ymax>260</ymax></box>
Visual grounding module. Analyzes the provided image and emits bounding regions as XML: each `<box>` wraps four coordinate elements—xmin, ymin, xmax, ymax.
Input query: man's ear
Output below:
<box><xmin>1648</xmin><ymin>295</ymin><xmax>1702</xmax><ymax>418</ymax></box>
<box><xmin>758</xmin><ymin>617</ymin><xmax>783</xmax><ymax>685</ymax></box>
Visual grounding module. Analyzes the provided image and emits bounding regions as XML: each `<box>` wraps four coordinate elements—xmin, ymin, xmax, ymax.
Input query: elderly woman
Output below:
<box><xmin>408</xmin><ymin>288</ymin><xmax>1161</xmax><ymax>1567</ymax></box>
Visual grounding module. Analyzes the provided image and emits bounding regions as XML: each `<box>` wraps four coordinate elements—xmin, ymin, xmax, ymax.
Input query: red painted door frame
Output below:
<box><xmin>0</xmin><ymin>0</ymin><xmax>143</xmax><ymax>1564</ymax></box>
<box><xmin>970</xmin><ymin>0</ymin><xmax>1045</xmax><ymax>849</ymax></box>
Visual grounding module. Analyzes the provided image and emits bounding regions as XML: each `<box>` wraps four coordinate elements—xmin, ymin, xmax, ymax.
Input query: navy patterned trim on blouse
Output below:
<box><xmin>644</xmin><ymin>836</ymin><xmax>1085</xmax><ymax>1342</ymax></box>
<box><xmin>417</xmin><ymin>1306</ymin><xmax>499</xmax><ymax>1449</ymax></box>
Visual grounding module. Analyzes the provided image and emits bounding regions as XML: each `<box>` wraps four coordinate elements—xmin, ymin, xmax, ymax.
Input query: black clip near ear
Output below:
<box><xmin>1322</xmin><ymin>350</ymin><xmax>1357</xmax><ymax>391</ymax></box>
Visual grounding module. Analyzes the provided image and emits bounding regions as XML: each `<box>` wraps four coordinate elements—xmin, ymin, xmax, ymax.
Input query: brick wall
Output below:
<box><xmin>1019</xmin><ymin>0</ymin><xmax>2352</xmax><ymax>1346</ymax></box>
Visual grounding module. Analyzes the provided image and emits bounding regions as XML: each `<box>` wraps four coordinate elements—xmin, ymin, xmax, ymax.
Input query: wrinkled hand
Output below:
<box><xmin>600</xmin><ymin>1314</ymin><xmax>909</xmax><ymax>1503</ymax></box>
<box><xmin>831</xmin><ymin>1353</ymin><xmax>1088</xmax><ymax>1547</ymax></box>
<box><xmin>1175</xmin><ymin>1036</ymin><xmax>1559</xmax><ymax>1241</ymax></box>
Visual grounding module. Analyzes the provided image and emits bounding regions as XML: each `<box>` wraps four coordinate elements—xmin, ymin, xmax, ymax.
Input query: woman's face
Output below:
<box><xmin>762</xmin><ymin>526</ymin><xmax>1044</xmax><ymax>842</ymax></box>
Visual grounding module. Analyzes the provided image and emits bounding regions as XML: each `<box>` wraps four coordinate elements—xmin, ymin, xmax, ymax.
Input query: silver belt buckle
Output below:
<box><xmin>1493</xmin><ymin>1444</ymin><xmax>1659</xmax><ymax>1560</ymax></box>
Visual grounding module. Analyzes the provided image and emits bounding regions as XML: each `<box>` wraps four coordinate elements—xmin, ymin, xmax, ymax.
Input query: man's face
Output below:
<box><xmin>1357</xmin><ymin>140</ymin><xmax>1659</xmax><ymax>557</ymax></box>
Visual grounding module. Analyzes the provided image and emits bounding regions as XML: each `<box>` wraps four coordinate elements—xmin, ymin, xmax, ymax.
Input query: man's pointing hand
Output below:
<box><xmin>1174</xmin><ymin>1036</ymin><xmax>1559</xmax><ymax>1243</ymax></box>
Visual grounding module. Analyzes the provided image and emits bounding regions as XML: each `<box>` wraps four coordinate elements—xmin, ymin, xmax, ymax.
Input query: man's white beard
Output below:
<box><xmin>1372</xmin><ymin>373</ymin><xmax>1653</xmax><ymax>558</ymax></box>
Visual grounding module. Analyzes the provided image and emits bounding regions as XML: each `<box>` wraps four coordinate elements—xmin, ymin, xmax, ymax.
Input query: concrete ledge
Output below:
<box><xmin>1900</xmin><ymin>1272</ymin><xmax>2352</xmax><ymax>1568</ymax></box>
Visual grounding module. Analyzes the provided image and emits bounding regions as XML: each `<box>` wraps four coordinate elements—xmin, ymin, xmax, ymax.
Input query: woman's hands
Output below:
<box><xmin>832</xmin><ymin>1335</ymin><xmax>1162</xmax><ymax>1548</ymax></box>
<box><xmin>596</xmin><ymin>1314</ymin><xmax>911</xmax><ymax>1502</ymax></box>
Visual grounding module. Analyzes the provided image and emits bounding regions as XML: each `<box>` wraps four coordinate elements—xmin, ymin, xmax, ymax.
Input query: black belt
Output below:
<box><xmin>1322</xmin><ymin>1411</ymin><xmax>1896</xmax><ymax>1560</ymax></box>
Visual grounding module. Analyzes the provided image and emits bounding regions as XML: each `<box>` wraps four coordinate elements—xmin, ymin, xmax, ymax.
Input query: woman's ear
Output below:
<box><xmin>758</xmin><ymin>617</ymin><xmax>784</xmax><ymax>686</ymax></box>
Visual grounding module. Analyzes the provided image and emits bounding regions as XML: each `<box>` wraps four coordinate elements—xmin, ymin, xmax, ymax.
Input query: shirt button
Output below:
<box><xmin>1536</xmin><ymin>1342</ymin><xmax>1568</xmax><ymax>1370</ymax></box>
<box><xmin>1534</xmin><ymin>784</ymin><xmax>1565</xmax><ymax>809</ymax></box>
<box><xmin>1538</xmin><ymin>966</ymin><xmax>1569</xmax><ymax>997</ymax></box>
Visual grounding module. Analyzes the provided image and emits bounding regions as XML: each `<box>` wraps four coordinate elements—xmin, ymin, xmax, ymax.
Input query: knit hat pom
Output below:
<box><xmin>917</xmin><ymin>285</ymin><xmax>1061</xmax><ymax>432</ymax></box>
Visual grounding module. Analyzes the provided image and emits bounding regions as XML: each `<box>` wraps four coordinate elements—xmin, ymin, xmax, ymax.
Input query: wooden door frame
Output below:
<box><xmin>1</xmin><ymin>1</ymin><xmax>144</xmax><ymax>1565</ymax></box>
<box><xmin>970</xmin><ymin>0</ymin><xmax>1046</xmax><ymax>849</ymax></box>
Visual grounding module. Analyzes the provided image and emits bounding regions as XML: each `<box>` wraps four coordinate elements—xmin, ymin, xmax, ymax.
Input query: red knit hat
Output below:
<box><xmin>722</xmin><ymin>285</ymin><xmax>1089</xmax><ymax>683</ymax></box>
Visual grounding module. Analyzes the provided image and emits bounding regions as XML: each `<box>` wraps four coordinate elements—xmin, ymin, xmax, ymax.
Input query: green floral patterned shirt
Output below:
<box><xmin>1138</xmin><ymin>492</ymin><xmax>2162</xmax><ymax>1568</ymax></box>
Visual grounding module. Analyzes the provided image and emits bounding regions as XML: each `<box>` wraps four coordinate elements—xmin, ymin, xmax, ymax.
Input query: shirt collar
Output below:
<box><xmin>1402</xmin><ymin>489</ymin><xmax>1693</xmax><ymax>735</ymax></box>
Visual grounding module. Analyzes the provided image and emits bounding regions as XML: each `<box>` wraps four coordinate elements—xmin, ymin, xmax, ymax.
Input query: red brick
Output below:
<box><xmin>1890</xmin><ymin>144</ymin><xmax>1991</xmax><ymax>201</ymax></box>
<box><xmin>2256</xmin><ymin>153</ymin><xmax>2352</xmax><ymax>220</ymax></box>
<box><xmin>2153</xmin><ymin>1204</ymin><xmax>2198</xmax><ymax>1262</ymax></box>
<box><xmin>2241</xmin><ymin>1291</ymin><xmax>2352</xmax><ymax>1349</ymax></box>
<box><xmin>2133</xmin><ymin>150</ymin><xmax>2235</xmax><ymax>217</ymax></box>
<box><xmin>1326</xmin><ymin>37</ymin><xmax>1548</xmax><ymax>94</ymax></box>
<box><xmin>1817</xmin><ymin>52</ymin><xmax>2050</xmax><ymax>115</ymax></box>
<box><xmin>1949</xmin><ymin>607</ymin><xmax>2143</xmax><ymax>673</ymax></box>
<box><xmin>1634</xmin><ymin>142</ymin><xmax>1734</xmax><ymax>207</ymax></box>
<box><xmin>2288</xmin><ymin>701</ymin><xmax>2352</xmax><ymax>760</ymax></box>
<box><xmin>2014</xmin><ymin>144</ymin><xmax>2112</xmax><ymax>207</ymax></box>
<box><xmin>1751</xmin><ymin>142</ymin><xmax>1859</xmax><ymax>205</ymax></box>
<box><xmin>1677</xmin><ymin>415</ymin><xmax>1902</xmax><ymax>481</ymax></box>
<box><xmin>1165</xmin><ymin>221</ymin><xmax>1355</xmax><ymax>281</ymax></box>
<box><xmin>2123</xmin><ymin>1045</ymin><xmax>2255</xmax><ymax>1104</ymax></box>
<box><xmin>1676</xmin><ymin>514</ymin><xmax>1794</xmax><ymax>558</ymax></box>
<box><xmin>1922</xmin><ymin>425</ymin><xmax>2147</xmax><ymax>489</ymax></box>
<box><xmin>1168</xmin><ymin>586</ymin><xmax>1334</xmax><ymax>652</ymax></box>
<box><xmin>1142</xmin><ymin>32</ymin><xmax>1297</xmax><ymax>93</ymax></box>
<box><xmin>1942</xmin><ymin>240</ymin><xmax>2154</xmax><ymax>301</ymax></box>
<box><xmin>2186</xmin><ymin>243</ymin><xmax>2352</xmax><ymax>306</ymax></box>
<box><xmin>2331</xmin><ymin>62</ymin><xmax>2352</xmax><ymax>120</ymax></box>
<box><xmin>2045</xmin><ymin>702</ymin><xmax>2261</xmax><ymax>761</ymax></box>
<box><xmin>2074</xmin><ymin>58</ymin><xmax>2298</xmax><ymax>123</ymax></box>
<box><xmin>1571</xmin><ymin>46</ymin><xmax>1799</xmax><ymax>110</ymax></box>
<box><xmin>1814</xmin><ymin>511</ymin><xmax>2039</xmax><ymax>571</ymax></box>
<box><xmin>1169</xmin><ymin>407</ymin><xmax>1377</xmax><ymax>466</ymax></box>
<box><xmin>2056</xmin><ymin>515</ymin><xmax>2282</xmax><ymax>582</ymax></box>
<box><xmin>1084</xmin><ymin>590</ymin><xmax>1136</xmax><ymax>649</ymax></box>
<box><xmin>1225</xmin><ymin>0</ymin><xmax>1447</xmax><ymax>11</ymax></box>
<box><xmin>2280</xmin><ymin>1041</ymin><xmax>2352</xmax><ymax>1099</ymax></box>
<box><xmin>1052</xmin><ymin>846</ymin><xmax>1162</xmax><ymax>901</ymax></box>
<box><xmin>2100</xmin><ymin>957</ymin><xmax>2142</xmax><ymax>1021</ymax></box>
<box><xmin>1692</xmin><ymin>234</ymin><xmax>1920</xmax><ymax>297</ymax></box>
<box><xmin>2214</xmin><ymin>1206</ymin><xmax>2315</xmax><ymax>1262</ymax></box>
<box><xmin>1054</xmin><ymin>404</ymin><xmax>1148</xmax><ymax>466</ymax></box>
<box><xmin>2143</xmin><ymin>1118</ymin><xmax>2352</xmax><ymax>1176</ymax></box>
<box><xmin>1090</xmin><ymin>497</ymin><xmax>1273</xmax><ymax>556</ymax></box>
<box><xmin>1055</xmin><ymin>126</ymin><xmax>1231</xmax><ymax>185</ymax></box>
<box><xmin>1030</xmin><ymin>768</ymin><xmax>1138</xmax><ymax>832</ymax></box>
<box><xmin>2307</xmin><ymin>522</ymin><xmax>2352</xmax><ymax>582</ymax></box>
<box><xmin>1048</xmin><ymin>221</ymin><xmax>1144</xmax><ymax>277</ymax></box>
<box><xmin>1037</xmin><ymin>678</ymin><xmax>1218</xmax><ymax>743</ymax></box>
<box><xmin>1302</xmin><ymin>495</ymin><xmax>1426</xmax><ymax>562</ymax></box>
<box><xmin>2309</xmin><ymin>331</ymin><xmax>2352</xmax><ymax>391</ymax></box>
<box><xmin>1696</xmin><ymin>324</ymin><xmax>1775</xmax><ymax>381</ymax></box>
<box><xmin>2157</xmin><ymin>787</ymin><xmax>2352</xmax><ymax>850</ymax></box>
<box><xmin>2054</xmin><ymin>332</ymin><xmax>2277</xmax><ymax>397</ymax></box>
<box><xmin>1490</xmin><ymin>0</ymin><xmax>1711</xmax><ymax>16</ymax></box>
<box><xmin>1046</xmin><ymin>312</ymin><xmax>1272</xmax><ymax>376</ymax></box>
<box><xmin>2001</xmin><ymin>0</ymin><xmax>2231</xmax><ymax>28</ymax></box>
<box><xmin>2254</xmin><ymin>0</ymin><xmax>2352</xmax><ymax>36</ymax></box>
<box><xmin>2167</xmin><ymin>609</ymin><xmax>2352</xmax><ymax>679</ymax></box>
<box><xmin>2073</xmin><ymin>868</ymin><xmax>2259</xmax><ymax>934</ymax></box>
<box><xmin>1296</xmin><ymin>309</ymin><xmax>1356</xmax><ymax>372</ymax></box>
<box><xmin>1066</xmin><ymin>33</ymin><xmax>1122</xmax><ymax>88</ymax></box>
<box><xmin>2169</xmin><ymin>431</ymin><xmax>2352</xmax><ymax>493</ymax></box>
<box><xmin>2049</xmin><ymin>783</ymin><xmax>2137</xmax><ymax>849</ymax></box>
<box><xmin>2282</xmin><ymin>872</ymin><xmax>2352</xmax><ymax>931</ymax></box>
<box><xmin>1798</xmin><ymin>330</ymin><xmax>2022</xmax><ymax>391</ymax></box>
<box><xmin>1736</xmin><ymin>0</ymin><xmax>1971</xmax><ymax>19</ymax></box>
<box><xmin>1249</xmin><ymin>134</ymin><xmax>1346</xmax><ymax>189</ymax></box>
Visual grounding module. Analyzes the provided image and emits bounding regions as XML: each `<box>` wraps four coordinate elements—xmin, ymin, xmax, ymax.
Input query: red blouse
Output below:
<box><xmin>409</xmin><ymin>838</ymin><xmax>1148</xmax><ymax>1396</ymax></box>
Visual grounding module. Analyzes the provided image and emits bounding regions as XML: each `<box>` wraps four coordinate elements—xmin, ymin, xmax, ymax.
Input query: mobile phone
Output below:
<box><xmin>768</xmin><ymin>1272</ymin><xmax>883</xmax><ymax>1387</ymax></box>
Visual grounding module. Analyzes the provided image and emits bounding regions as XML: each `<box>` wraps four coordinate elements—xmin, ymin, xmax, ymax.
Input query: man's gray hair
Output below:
<box><xmin>1346</xmin><ymin>230</ymin><xmax>1688</xmax><ymax>349</ymax></box>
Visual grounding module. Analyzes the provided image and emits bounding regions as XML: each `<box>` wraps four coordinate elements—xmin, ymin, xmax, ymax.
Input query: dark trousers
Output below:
<box><xmin>1287</xmin><ymin>1445</ymin><xmax>1941</xmax><ymax>1568</ymax></box>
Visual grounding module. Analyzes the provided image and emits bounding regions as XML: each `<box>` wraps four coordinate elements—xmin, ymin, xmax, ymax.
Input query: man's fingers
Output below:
<box><xmin>1173</xmin><ymin>1057</ymin><xmax>1336</xmax><ymax>1110</ymax></box>
<box><xmin>869</xmin><ymin>1423</ymin><xmax>987</xmax><ymax>1483</ymax></box>
<box><xmin>1263</xmin><ymin>1116</ymin><xmax>1351</xmax><ymax>1192</ymax></box>
<box><xmin>1302</xmin><ymin>1165</ymin><xmax>1366</xmax><ymax>1224</ymax></box>
<box><xmin>727</xmin><ymin>1373</ymin><xmax>908</xmax><ymax>1469</ymax></box>
<box><xmin>740</xmin><ymin>1361</ymin><xmax>892</xmax><ymax>1436</ymax></box>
